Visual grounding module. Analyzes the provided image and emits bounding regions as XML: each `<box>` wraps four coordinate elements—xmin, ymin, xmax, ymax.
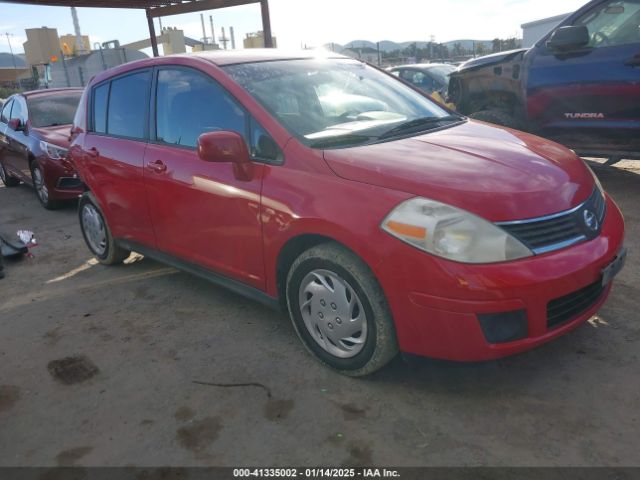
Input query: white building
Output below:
<box><xmin>521</xmin><ymin>13</ymin><xmax>570</xmax><ymax>48</ymax></box>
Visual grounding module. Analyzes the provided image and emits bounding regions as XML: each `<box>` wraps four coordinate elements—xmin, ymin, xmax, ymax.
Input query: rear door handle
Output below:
<box><xmin>148</xmin><ymin>159</ymin><xmax>167</xmax><ymax>173</ymax></box>
<box><xmin>625</xmin><ymin>54</ymin><xmax>640</xmax><ymax>67</ymax></box>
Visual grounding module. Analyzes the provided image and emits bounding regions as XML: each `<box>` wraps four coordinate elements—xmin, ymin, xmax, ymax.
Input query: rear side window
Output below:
<box><xmin>107</xmin><ymin>71</ymin><xmax>150</xmax><ymax>139</ymax></box>
<box><xmin>93</xmin><ymin>83</ymin><xmax>109</xmax><ymax>134</ymax></box>
<box><xmin>28</xmin><ymin>92</ymin><xmax>82</xmax><ymax>128</ymax></box>
<box><xmin>155</xmin><ymin>68</ymin><xmax>246</xmax><ymax>148</ymax></box>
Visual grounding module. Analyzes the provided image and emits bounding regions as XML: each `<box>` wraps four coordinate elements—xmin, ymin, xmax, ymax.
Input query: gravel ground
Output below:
<box><xmin>0</xmin><ymin>159</ymin><xmax>638</xmax><ymax>467</ymax></box>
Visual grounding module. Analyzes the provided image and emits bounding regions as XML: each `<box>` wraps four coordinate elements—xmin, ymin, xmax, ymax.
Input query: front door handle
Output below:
<box><xmin>148</xmin><ymin>159</ymin><xmax>167</xmax><ymax>173</ymax></box>
<box><xmin>87</xmin><ymin>147</ymin><xmax>99</xmax><ymax>158</ymax></box>
<box><xmin>625</xmin><ymin>54</ymin><xmax>640</xmax><ymax>67</ymax></box>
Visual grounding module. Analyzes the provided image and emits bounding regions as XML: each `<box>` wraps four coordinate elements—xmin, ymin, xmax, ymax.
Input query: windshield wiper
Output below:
<box><xmin>379</xmin><ymin>115</ymin><xmax>464</xmax><ymax>140</ymax></box>
<box><xmin>308</xmin><ymin>134</ymin><xmax>378</xmax><ymax>149</ymax></box>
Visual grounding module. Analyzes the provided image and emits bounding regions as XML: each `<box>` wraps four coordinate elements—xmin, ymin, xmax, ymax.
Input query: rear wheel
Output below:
<box><xmin>469</xmin><ymin>109</ymin><xmax>519</xmax><ymax>129</ymax></box>
<box><xmin>31</xmin><ymin>161</ymin><xmax>59</xmax><ymax>210</ymax></box>
<box><xmin>0</xmin><ymin>161</ymin><xmax>20</xmax><ymax>187</ymax></box>
<box><xmin>286</xmin><ymin>243</ymin><xmax>398</xmax><ymax>376</ymax></box>
<box><xmin>78</xmin><ymin>193</ymin><xmax>130</xmax><ymax>265</ymax></box>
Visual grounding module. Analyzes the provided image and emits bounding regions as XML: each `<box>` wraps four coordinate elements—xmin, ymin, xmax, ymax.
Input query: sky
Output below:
<box><xmin>0</xmin><ymin>0</ymin><xmax>589</xmax><ymax>55</ymax></box>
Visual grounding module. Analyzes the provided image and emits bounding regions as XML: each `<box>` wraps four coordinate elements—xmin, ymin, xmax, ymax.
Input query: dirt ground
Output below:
<box><xmin>0</xmin><ymin>159</ymin><xmax>639</xmax><ymax>467</ymax></box>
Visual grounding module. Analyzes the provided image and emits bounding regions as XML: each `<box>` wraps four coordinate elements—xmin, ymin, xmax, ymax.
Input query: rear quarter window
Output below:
<box><xmin>92</xmin><ymin>83</ymin><xmax>109</xmax><ymax>134</ymax></box>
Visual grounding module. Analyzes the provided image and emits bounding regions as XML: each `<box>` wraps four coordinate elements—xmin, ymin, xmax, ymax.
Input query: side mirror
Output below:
<box><xmin>197</xmin><ymin>130</ymin><xmax>253</xmax><ymax>181</ymax></box>
<box><xmin>8</xmin><ymin>118</ymin><xmax>24</xmax><ymax>132</ymax></box>
<box><xmin>547</xmin><ymin>25</ymin><xmax>590</xmax><ymax>52</ymax></box>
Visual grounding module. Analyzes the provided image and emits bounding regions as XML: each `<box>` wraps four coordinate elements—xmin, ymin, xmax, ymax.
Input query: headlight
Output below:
<box><xmin>381</xmin><ymin>197</ymin><xmax>533</xmax><ymax>263</ymax></box>
<box><xmin>40</xmin><ymin>141</ymin><xmax>68</xmax><ymax>160</ymax></box>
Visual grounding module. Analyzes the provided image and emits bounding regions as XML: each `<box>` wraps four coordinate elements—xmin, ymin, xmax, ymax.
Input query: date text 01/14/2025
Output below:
<box><xmin>232</xmin><ymin>468</ymin><xmax>401</xmax><ymax>478</ymax></box>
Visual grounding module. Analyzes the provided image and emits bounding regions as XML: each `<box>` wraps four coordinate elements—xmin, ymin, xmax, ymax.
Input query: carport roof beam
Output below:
<box><xmin>0</xmin><ymin>0</ymin><xmax>274</xmax><ymax>56</ymax></box>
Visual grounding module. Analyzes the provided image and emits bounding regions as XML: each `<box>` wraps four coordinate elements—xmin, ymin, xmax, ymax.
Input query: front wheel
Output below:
<box><xmin>286</xmin><ymin>243</ymin><xmax>398</xmax><ymax>376</ymax></box>
<box><xmin>78</xmin><ymin>193</ymin><xmax>130</xmax><ymax>265</ymax></box>
<box><xmin>31</xmin><ymin>161</ymin><xmax>59</xmax><ymax>210</ymax></box>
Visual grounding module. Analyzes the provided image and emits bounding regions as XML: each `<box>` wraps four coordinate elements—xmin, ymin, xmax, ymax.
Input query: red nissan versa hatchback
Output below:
<box><xmin>0</xmin><ymin>88</ymin><xmax>84</xmax><ymax>209</ymax></box>
<box><xmin>70</xmin><ymin>50</ymin><xmax>626</xmax><ymax>376</ymax></box>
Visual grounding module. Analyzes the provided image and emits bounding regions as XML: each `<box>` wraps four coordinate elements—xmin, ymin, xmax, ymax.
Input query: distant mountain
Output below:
<box><xmin>0</xmin><ymin>52</ymin><xmax>27</xmax><ymax>68</ymax></box>
<box><xmin>325</xmin><ymin>39</ymin><xmax>496</xmax><ymax>53</ymax></box>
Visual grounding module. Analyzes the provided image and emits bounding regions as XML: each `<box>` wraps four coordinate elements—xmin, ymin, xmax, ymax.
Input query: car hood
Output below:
<box><xmin>31</xmin><ymin>124</ymin><xmax>72</xmax><ymax>148</ymax></box>
<box><xmin>322</xmin><ymin>121</ymin><xmax>595</xmax><ymax>222</ymax></box>
<box><xmin>455</xmin><ymin>48</ymin><xmax>528</xmax><ymax>73</ymax></box>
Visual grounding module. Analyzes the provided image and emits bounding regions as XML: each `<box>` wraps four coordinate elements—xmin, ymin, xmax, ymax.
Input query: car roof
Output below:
<box><xmin>175</xmin><ymin>48</ymin><xmax>349</xmax><ymax>66</ymax></box>
<box><xmin>90</xmin><ymin>49</ymin><xmax>354</xmax><ymax>86</ymax></box>
<box><xmin>22</xmin><ymin>87</ymin><xmax>84</xmax><ymax>98</ymax></box>
<box><xmin>390</xmin><ymin>63</ymin><xmax>455</xmax><ymax>70</ymax></box>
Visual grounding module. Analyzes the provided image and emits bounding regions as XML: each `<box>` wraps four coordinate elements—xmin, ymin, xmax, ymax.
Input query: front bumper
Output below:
<box><xmin>375</xmin><ymin>195</ymin><xmax>625</xmax><ymax>361</ymax></box>
<box><xmin>39</xmin><ymin>155</ymin><xmax>84</xmax><ymax>200</ymax></box>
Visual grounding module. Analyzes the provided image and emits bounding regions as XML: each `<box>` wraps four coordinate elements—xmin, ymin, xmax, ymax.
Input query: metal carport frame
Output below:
<box><xmin>0</xmin><ymin>0</ymin><xmax>274</xmax><ymax>56</ymax></box>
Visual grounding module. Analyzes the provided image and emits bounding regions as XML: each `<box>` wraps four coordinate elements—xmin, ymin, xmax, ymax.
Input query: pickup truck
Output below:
<box><xmin>448</xmin><ymin>0</ymin><xmax>640</xmax><ymax>164</ymax></box>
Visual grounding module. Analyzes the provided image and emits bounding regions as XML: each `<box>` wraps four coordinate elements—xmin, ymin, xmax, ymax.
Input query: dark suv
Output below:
<box><xmin>448</xmin><ymin>0</ymin><xmax>640</xmax><ymax>164</ymax></box>
<box><xmin>0</xmin><ymin>88</ymin><xmax>84</xmax><ymax>208</ymax></box>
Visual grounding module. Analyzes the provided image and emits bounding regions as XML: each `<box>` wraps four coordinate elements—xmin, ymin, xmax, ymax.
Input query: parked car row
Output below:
<box><xmin>0</xmin><ymin>49</ymin><xmax>627</xmax><ymax>376</ymax></box>
<box><xmin>0</xmin><ymin>88</ymin><xmax>84</xmax><ymax>208</ymax></box>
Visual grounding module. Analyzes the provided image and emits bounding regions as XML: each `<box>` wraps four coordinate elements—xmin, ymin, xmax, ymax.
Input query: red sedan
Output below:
<box><xmin>0</xmin><ymin>88</ymin><xmax>84</xmax><ymax>209</ymax></box>
<box><xmin>69</xmin><ymin>51</ymin><xmax>626</xmax><ymax>376</ymax></box>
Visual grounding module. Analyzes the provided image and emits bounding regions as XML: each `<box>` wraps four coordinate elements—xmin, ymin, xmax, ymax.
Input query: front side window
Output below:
<box><xmin>0</xmin><ymin>99</ymin><xmax>13</xmax><ymax>124</ymax></box>
<box><xmin>575</xmin><ymin>0</ymin><xmax>640</xmax><ymax>48</ymax></box>
<box><xmin>28</xmin><ymin>92</ymin><xmax>82</xmax><ymax>128</ymax></box>
<box><xmin>225</xmin><ymin>59</ymin><xmax>456</xmax><ymax>148</ymax></box>
<box><xmin>107</xmin><ymin>71</ymin><xmax>150</xmax><ymax>139</ymax></box>
<box><xmin>155</xmin><ymin>68</ymin><xmax>246</xmax><ymax>148</ymax></box>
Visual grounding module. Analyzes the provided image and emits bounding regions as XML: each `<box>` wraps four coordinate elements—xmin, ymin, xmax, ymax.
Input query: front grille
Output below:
<box><xmin>547</xmin><ymin>280</ymin><xmax>605</xmax><ymax>329</ymax></box>
<box><xmin>497</xmin><ymin>188</ymin><xmax>606</xmax><ymax>254</ymax></box>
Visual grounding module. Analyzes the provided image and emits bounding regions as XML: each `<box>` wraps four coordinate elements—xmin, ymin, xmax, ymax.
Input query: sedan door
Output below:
<box><xmin>5</xmin><ymin>96</ymin><xmax>31</xmax><ymax>181</ymax></box>
<box><xmin>79</xmin><ymin>70</ymin><xmax>156</xmax><ymax>248</ymax></box>
<box><xmin>143</xmin><ymin>67</ymin><xmax>266</xmax><ymax>289</ymax></box>
<box><xmin>0</xmin><ymin>98</ymin><xmax>14</xmax><ymax>170</ymax></box>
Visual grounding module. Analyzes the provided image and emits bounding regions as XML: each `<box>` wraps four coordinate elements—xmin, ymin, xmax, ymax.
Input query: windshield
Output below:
<box><xmin>28</xmin><ymin>92</ymin><xmax>82</xmax><ymax>128</ymax></box>
<box><xmin>225</xmin><ymin>58</ymin><xmax>457</xmax><ymax>148</ymax></box>
<box><xmin>426</xmin><ymin>65</ymin><xmax>457</xmax><ymax>86</ymax></box>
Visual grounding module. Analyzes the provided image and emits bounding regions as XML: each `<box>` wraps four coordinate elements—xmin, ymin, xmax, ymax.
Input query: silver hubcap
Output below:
<box><xmin>298</xmin><ymin>269</ymin><xmax>368</xmax><ymax>358</ymax></box>
<box><xmin>81</xmin><ymin>204</ymin><xmax>107</xmax><ymax>256</ymax></box>
<box><xmin>33</xmin><ymin>166</ymin><xmax>48</xmax><ymax>204</ymax></box>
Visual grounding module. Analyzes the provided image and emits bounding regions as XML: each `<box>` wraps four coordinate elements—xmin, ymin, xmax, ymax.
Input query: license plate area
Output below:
<box><xmin>601</xmin><ymin>247</ymin><xmax>627</xmax><ymax>287</ymax></box>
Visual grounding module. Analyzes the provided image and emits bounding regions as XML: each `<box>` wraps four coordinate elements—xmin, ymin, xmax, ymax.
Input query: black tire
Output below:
<box><xmin>0</xmin><ymin>161</ymin><xmax>20</xmax><ymax>187</ymax></box>
<box><xmin>78</xmin><ymin>193</ymin><xmax>130</xmax><ymax>265</ymax></box>
<box><xmin>30</xmin><ymin>161</ymin><xmax>60</xmax><ymax>210</ymax></box>
<box><xmin>286</xmin><ymin>243</ymin><xmax>398</xmax><ymax>376</ymax></box>
<box><xmin>469</xmin><ymin>109</ymin><xmax>519</xmax><ymax>129</ymax></box>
